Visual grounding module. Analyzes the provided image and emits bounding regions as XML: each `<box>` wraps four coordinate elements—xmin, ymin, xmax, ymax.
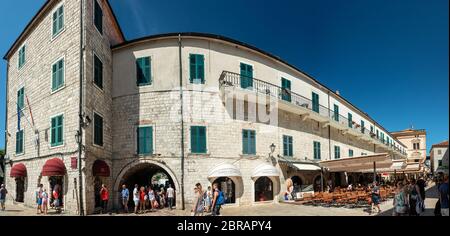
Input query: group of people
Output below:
<box><xmin>35</xmin><ymin>183</ymin><xmax>62</xmax><ymax>215</ymax></box>
<box><xmin>119</xmin><ymin>183</ymin><xmax>175</xmax><ymax>214</ymax></box>
<box><xmin>391</xmin><ymin>177</ymin><xmax>431</xmax><ymax>216</ymax></box>
<box><xmin>191</xmin><ymin>182</ymin><xmax>225</xmax><ymax>216</ymax></box>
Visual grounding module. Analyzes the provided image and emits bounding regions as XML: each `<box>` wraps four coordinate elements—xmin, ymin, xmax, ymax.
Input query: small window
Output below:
<box><xmin>347</xmin><ymin>113</ymin><xmax>352</xmax><ymax>128</ymax></box>
<box><xmin>17</xmin><ymin>87</ymin><xmax>25</xmax><ymax>110</ymax></box>
<box><xmin>281</xmin><ymin>78</ymin><xmax>291</xmax><ymax>102</ymax></box>
<box><xmin>438</xmin><ymin>160</ymin><xmax>443</xmax><ymax>166</ymax></box>
<box><xmin>18</xmin><ymin>45</ymin><xmax>26</xmax><ymax>69</ymax></box>
<box><xmin>136</xmin><ymin>57</ymin><xmax>151</xmax><ymax>86</ymax></box>
<box><xmin>52</xmin><ymin>58</ymin><xmax>65</xmax><ymax>91</ymax></box>
<box><xmin>438</xmin><ymin>150</ymin><xmax>442</xmax><ymax>155</ymax></box>
<box><xmin>242</xmin><ymin>129</ymin><xmax>256</xmax><ymax>155</ymax></box>
<box><xmin>360</xmin><ymin>120</ymin><xmax>365</xmax><ymax>133</ymax></box>
<box><xmin>93</xmin><ymin>113</ymin><xmax>103</xmax><ymax>146</ymax></box>
<box><xmin>240</xmin><ymin>63</ymin><xmax>253</xmax><ymax>89</ymax></box>
<box><xmin>191</xmin><ymin>126</ymin><xmax>206</xmax><ymax>154</ymax></box>
<box><xmin>334</xmin><ymin>146</ymin><xmax>340</xmax><ymax>159</ymax></box>
<box><xmin>94</xmin><ymin>54</ymin><xmax>103</xmax><ymax>89</ymax></box>
<box><xmin>52</xmin><ymin>5</ymin><xmax>64</xmax><ymax>37</ymax></box>
<box><xmin>51</xmin><ymin>115</ymin><xmax>64</xmax><ymax>147</ymax></box>
<box><xmin>94</xmin><ymin>0</ymin><xmax>103</xmax><ymax>34</ymax></box>
<box><xmin>333</xmin><ymin>104</ymin><xmax>339</xmax><ymax>122</ymax></box>
<box><xmin>283</xmin><ymin>135</ymin><xmax>293</xmax><ymax>157</ymax></box>
<box><xmin>137</xmin><ymin>126</ymin><xmax>153</xmax><ymax>155</ymax></box>
<box><xmin>189</xmin><ymin>54</ymin><xmax>205</xmax><ymax>84</ymax></box>
<box><xmin>349</xmin><ymin>149</ymin><xmax>354</xmax><ymax>157</ymax></box>
<box><xmin>313</xmin><ymin>141</ymin><xmax>321</xmax><ymax>160</ymax></box>
<box><xmin>16</xmin><ymin>130</ymin><xmax>24</xmax><ymax>154</ymax></box>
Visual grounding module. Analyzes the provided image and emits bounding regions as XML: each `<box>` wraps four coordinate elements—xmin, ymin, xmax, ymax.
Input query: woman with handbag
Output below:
<box><xmin>408</xmin><ymin>179</ymin><xmax>421</xmax><ymax>216</ymax></box>
<box><xmin>393</xmin><ymin>182</ymin><xmax>408</xmax><ymax>216</ymax></box>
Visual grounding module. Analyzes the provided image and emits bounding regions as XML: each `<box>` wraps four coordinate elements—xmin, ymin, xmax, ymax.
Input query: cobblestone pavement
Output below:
<box><xmin>1</xmin><ymin>184</ymin><xmax>439</xmax><ymax>217</ymax></box>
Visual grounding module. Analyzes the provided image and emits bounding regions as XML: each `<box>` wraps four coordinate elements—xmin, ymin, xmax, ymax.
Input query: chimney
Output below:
<box><xmin>336</xmin><ymin>90</ymin><xmax>340</xmax><ymax>96</ymax></box>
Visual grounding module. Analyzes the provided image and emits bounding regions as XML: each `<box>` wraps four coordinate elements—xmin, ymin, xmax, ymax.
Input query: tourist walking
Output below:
<box><xmin>370</xmin><ymin>181</ymin><xmax>381</xmax><ymax>214</ymax></box>
<box><xmin>121</xmin><ymin>184</ymin><xmax>129</xmax><ymax>213</ymax></box>
<box><xmin>133</xmin><ymin>184</ymin><xmax>139</xmax><ymax>214</ymax></box>
<box><xmin>0</xmin><ymin>184</ymin><xmax>7</xmax><ymax>211</ymax></box>
<box><xmin>204</xmin><ymin>186</ymin><xmax>212</xmax><ymax>213</ymax></box>
<box><xmin>36</xmin><ymin>184</ymin><xmax>43</xmax><ymax>214</ymax></box>
<box><xmin>393</xmin><ymin>182</ymin><xmax>408</xmax><ymax>216</ymax></box>
<box><xmin>408</xmin><ymin>179</ymin><xmax>422</xmax><ymax>216</ymax></box>
<box><xmin>211</xmin><ymin>183</ymin><xmax>225</xmax><ymax>216</ymax></box>
<box><xmin>167</xmin><ymin>184</ymin><xmax>175</xmax><ymax>210</ymax></box>
<box><xmin>192</xmin><ymin>183</ymin><xmax>204</xmax><ymax>216</ymax></box>
<box><xmin>100</xmin><ymin>184</ymin><xmax>109</xmax><ymax>214</ymax></box>
<box><xmin>148</xmin><ymin>187</ymin><xmax>156</xmax><ymax>211</ymax></box>
<box><xmin>53</xmin><ymin>185</ymin><xmax>61</xmax><ymax>213</ymax></box>
<box><xmin>417</xmin><ymin>177</ymin><xmax>426</xmax><ymax>202</ymax></box>
<box><xmin>139</xmin><ymin>186</ymin><xmax>146</xmax><ymax>213</ymax></box>
<box><xmin>41</xmin><ymin>189</ymin><xmax>49</xmax><ymax>215</ymax></box>
<box><xmin>439</xmin><ymin>175</ymin><xmax>449</xmax><ymax>216</ymax></box>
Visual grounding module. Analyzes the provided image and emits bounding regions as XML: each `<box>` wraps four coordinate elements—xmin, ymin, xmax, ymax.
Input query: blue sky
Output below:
<box><xmin>0</xmin><ymin>0</ymin><xmax>448</xmax><ymax>152</ymax></box>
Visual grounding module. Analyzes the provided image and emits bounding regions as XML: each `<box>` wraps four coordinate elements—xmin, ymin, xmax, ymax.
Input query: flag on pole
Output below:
<box><xmin>26</xmin><ymin>95</ymin><xmax>35</xmax><ymax>128</ymax></box>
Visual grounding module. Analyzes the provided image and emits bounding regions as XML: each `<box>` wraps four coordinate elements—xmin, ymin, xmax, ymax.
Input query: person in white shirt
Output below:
<box><xmin>166</xmin><ymin>184</ymin><xmax>175</xmax><ymax>210</ymax></box>
<box><xmin>133</xmin><ymin>184</ymin><xmax>139</xmax><ymax>214</ymax></box>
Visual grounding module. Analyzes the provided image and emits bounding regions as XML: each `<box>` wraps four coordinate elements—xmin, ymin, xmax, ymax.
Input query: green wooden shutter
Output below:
<box><xmin>361</xmin><ymin>120</ymin><xmax>365</xmax><ymax>133</ymax></box>
<box><xmin>52</xmin><ymin>63</ymin><xmax>57</xmax><ymax>90</ymax></box>
<box><xmin>53</xmin><ymin>10</ymin><xmax>58</xmax><ymax>35</ymax></box>
<box><xmin>240</xmin><ymin>63</ymin><xmax>253</xmax><ymax>89</ymax></box>
<box><xmin>58</xmin><ymin>6</ymin><xmax>64</xmax><ymax>31</ymax></box>
<box><xmin>281</xmin><ymin>78</ymin><xmax>291</xmax><ymax>102</ymax></box>
<box><xmin>57</xmin><ymin>115</ymin><xmax>63</xmax><ymax>145</ymax></box>
<box><xmin>250</xmin><ymin>130</ymin><xmax>256</xmax><ymax>154</ymax></box>
<box><xmin>312</xmin><ymin>92</ymin><xmax>319</xmax><ymax>113</ymax></box>
<box><xmin>333</xmin><ymin>104</ymin><xmax>339</xmax><ymax>122</ymax></box>
<box><xmin>198</xmin><ymin>55</ymin><xmax>205</xmax><ymax>84</ymax></box>
<box><xmin>189</xmin><ymin>55</ymin><xmax>196</xmax><ymax>83</ymax></box>
<box><xmin>51</xmin><ymin>117</ymin><xmax>56</xmax><ymax>145</ymax></box>
<box><xmin>242</xmin><ymin>130</ymin><xmax>248</xmax><ymax>154</ymax></box>
<box><xmin>348</xmin><ymin>113</ymin><xmax>352</xmax><ymax>128</ymax></box>
<box><xmin>198</xmin><ymin>126</ymin><xmax>206</xmax><ymax>153</ymax></box>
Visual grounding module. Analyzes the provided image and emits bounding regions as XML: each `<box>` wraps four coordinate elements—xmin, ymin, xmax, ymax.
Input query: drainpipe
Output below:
<box><xmin>77</xmin><ymin>0</ymin><xmax>85</xmax><ymax>216</ymax></box>
<box><xmin>178</xmin><ymin>34</ymin><xmax>186</xmax><ymax>210</ymax></box>
<box><xmin>3</xmin><ymin>61</ymin><xmax>9</xmax><ymax>184</ymax></box>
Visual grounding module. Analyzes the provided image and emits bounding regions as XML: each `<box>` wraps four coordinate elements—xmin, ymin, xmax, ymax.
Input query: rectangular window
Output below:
<box><xmin>349</xmin><ymin>149</ymin><xmax>354</xmax><ymax>157</ymax></box>
<box><xmin>240</xmin><ymin>63</ymin><xmax>253</xmax><ymax>89</ymax></box>
<box><xmin>52</xmin><ymin>5</ymin><xmax>64</xmax><ymax>37</ymax></box>
<box><xmin>386</xmin><ymin>136</ymin><xmax>390</xmax><ymax>146</ymax></box>
<box><xmin>191</xmin><ymin>126</ymin><xmax>206</xmax><ymax>154</ymax></box>
<box><xmin>242</xmin><ymin>129</ymin><xmax>256</xmax><ymax>155</ymax></box>
<box><xmin>334</xmin><ymin>146</ymin><xmax>340</xmax><ymax>159</ymax></box>
<box><xmin>52</xmin><ymin>58</ymin><xmax>65</xmax><ymax>91</ymax></box>
<box><xmin>413</xmin><ymin>143</ymin><xmax>420</xmax><ymax>150</ymax></box>
<box><xmin>51</xmin><ymin>115</ymin><xmax>64</xmax><ymax>147</ymax></box>
<box><xmin>281</xmin><ymin>78</ymin><xmax>291</xmax><ymax>102</ymax></box>
<box><xmin>439</xmin><ymin>160</ymin><xmax>443</xmax><ymax>167</ymax></box>
<box><xmin>18</xmin><ymin>45</ymin><xmax>26</xmax><ymax>69</ymax></box>
<box><xmin>189</xmin><ymin>54</ymin><xmax>205</xmax><ymax>84</ymax></box>
<box><xmin>137</xmin><ymin>126</ymin><xmax>153</xmax><ymax>155</ymax></box>
<box><xmin>313</xmin><ymin>141</ymin><xmax>321</xmax><ymax>160</ymax></box>
<box><xmin>376</xmin><ymin>130</ymin><xmax>379</xmax><ymax>139</ymax></box>
<box><xmin>380</xmin><ymin>133</ymin><xmax>384</xmax><ymax>143</ymax></box>
<box><xmin>94</xmin><ymin>0</ymin><xmax>103</xmax><ymax>34</ymax></box>
<box><xmin>348</xmin><ymin>113</ymin><xmax>353</xmax><ymax>128</ymax></box>
<box><xmin>94</xmin><ymin>54</ymin><xmax>103</xmax><ymax>89</ymax></box>
<box><xmin>93</xmin><ymin>113</ymin><xmax>103</xmax><ymax>146</ymax></box>
<box><xmin>333</xmin><ymin>104</ymin><xmax>339</xmax><ymax>122</ymax></box>
<box><xmin>17</xmin><ymin>87</ymin><xmax>25</xmax><ymax>110</ymax></box>
<box><xmin>283</xmin><ymin>135</ymin><xmax>293</xmax><ymax>157</ymax></box>
<box><xmin>361</xmin><ymin>120</ymin><xmax>365</xmax><ymax>133</ymax></box>
<box><xmin>312</xmin><ymin>92</ymin><xmax>319</xmax><ymax>113</ymax></box>
<box><xmin>16</xmin><ymin>130</ymin><xmax>24</xmax><ymax>154</ymax></box>
<box><xmin>438</xmin><ymin>150</ymin><xmax>442</xmax><ymax>155</ymax></box>
<box><xmin>136</xmin><ymin>57</ymin><xmax>151</xmax><ymax>86</ymax></box>
<box><xmin>370</xmin><ymin>125</ymin><xmax>374</xmax><ymax>133</ymax></box>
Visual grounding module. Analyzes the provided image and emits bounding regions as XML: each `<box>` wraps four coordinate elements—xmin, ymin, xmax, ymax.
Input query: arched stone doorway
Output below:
<box><xmin>114</xmin><ymin>160</ymin><xmax>180</xmax><ymax>210</ymax></box>
<box><xmin>291</xmin><ymin>176</ymin><xmax>303</xmax><ymax>193</ymax></box>
<box><xmin>254</xmin><ymin>177</ymin><xmax>273</xmax><ymax>202</ymax></box>
<box><xmin>212</xmin><ymin>177</ymin><xmax>236</xmax><ymax>204</ymax></box>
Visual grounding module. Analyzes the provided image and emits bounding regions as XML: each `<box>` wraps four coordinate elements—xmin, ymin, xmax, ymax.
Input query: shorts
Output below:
<box><xmin>371</xmin><ymin>195</ymin><xmax>380</xmax><ymax>205</ymax></box>
<box><xmin>122</xmin><ymin>198</ymin><xmax>128</xmax><ymax>205</ymax></box>
<box><xmin>0</xmin><ymin>199</ymin><xmax>5</xmax><ymax>204</ymax></box>
<box><xmin>54</xmin><ymin>199</ymin><xmax>60</xmax><ymax>207</ymax></box>
<box><xmin>37</xmin><ymin>198</ymin><xmax>42</xmax><ymax>206</ymax></box>
<box><xmin>134</xmin><ymin>200</ymin><xmax>139</xmax><ymax>206</ymax></box>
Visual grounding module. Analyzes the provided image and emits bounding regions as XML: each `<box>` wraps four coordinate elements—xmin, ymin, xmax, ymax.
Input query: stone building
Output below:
<box><xmin>3</xmin><ymin>0</ymin><xmax>407</xmax><ymax>215</ymax></box>
<box><xmin>429</xmin><ymin>140</ymin><xmax>449</xmax><ymax>174</ymax></box>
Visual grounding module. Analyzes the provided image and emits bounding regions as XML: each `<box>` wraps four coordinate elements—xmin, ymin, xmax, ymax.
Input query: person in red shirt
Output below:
<box><xmin>100</xmin><ymin>184</ymin><xmax>109</xmax><ymax>214</ymax></box>
<box><xmin>139</xmin><ymin>186</ymin><xmax>146</xmax><ymax>214</ymax></box>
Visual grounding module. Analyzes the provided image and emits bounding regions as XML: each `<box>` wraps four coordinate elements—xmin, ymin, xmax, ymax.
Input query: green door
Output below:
<box><xmin>281</xmin><ymin>78</ymin><xmax>291</xmax><ymax>102</ymax></box>
<box><xmin>240</xmin><ymin>63</ymin><xmax>253</xmax><ymax>89</ymax></box>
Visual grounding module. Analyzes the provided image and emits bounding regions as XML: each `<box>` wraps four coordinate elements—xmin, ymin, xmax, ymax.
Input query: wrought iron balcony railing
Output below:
<box><xmin>219</xmin><ymin>71</ymin><xmax>406</xmax><ymax>156</ymax></box>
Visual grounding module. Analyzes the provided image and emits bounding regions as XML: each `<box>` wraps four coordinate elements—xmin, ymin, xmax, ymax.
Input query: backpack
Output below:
<box><xmin>216</xmin><ymin>190</ymin><xmax>225</xmax><ymax>205</ymax></box>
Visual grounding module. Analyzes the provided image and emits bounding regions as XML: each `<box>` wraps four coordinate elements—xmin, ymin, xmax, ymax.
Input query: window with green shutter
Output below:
<box><xmin>361</xmin><ymin>120</ymin><xmax>365</xmax><ymax>133</ymax></box>
<box><xmin>333</xmin><ymin>104</ymin><xmax>339</xmax><ymax>122</ymax></box>
<box><xmin>191</xmin><ymin>126</ymin><xmax>206</xmax><ymax>154</ymax></box>
<box><xmin>283</xmin><ymin>135</ymin><xmax>293</xmax><ymax>157</ymax></box>
<box><xmin>189</xmin><ymin>54</ymin><xmax>205</xmax><ymax>84</ymax></box>
<box><xmin>94</xmin><ymin>54</ymin><xmax>103</xmax><ymax>89</ymax></box>
<box><xmin>376</xmin><ymin>130</ymin><xmax>379</xmax><ymax>139</ymax></box>
<box><xmin>334</xmin><ymin>146</ymin><xmax>340</xmax><ymax>159</ymax></box>
<box><xmin>17</xmin><ymin>87</ymin><xmax>25</xmax><ymax>110</ymax></box>
<box><xmin>52</xmin><ymin>58</ymin><xmax>64</xmax><ymax>91</ymax></box>
<box><xmin>348</xmin><ymin>113</ymin><xmax>353</xmax><ymax>128</ymax></box>
<box><xmin>281</xmin><ymin>78</ymin><xmax>291</xmax><ymax>102</ymax></box>
<box><xmin>370</xmin><ymin>125</ymin><xmax>374</xmax><ymax>133</ymax></box>
<box><xmin>94</xmin><ymin>0</ymin><xmax>103</xmax><ymax>34</ymax></box>
<box><xmin>314</xmin><ymin>141</ymin><xmax>321</xmax><ymax>160</ymax></box>
<box><xmin>16</xmin><ymin>130</ymin><xmax>24</xmax><ymax>154</ymax></box>
<box><xmin>18</xmin><ymin>45</ymin><xmax>26</xmax><ymax>69</ymax></box>
<box><xmin>52</xmin><ymin>5</ymin><xmax>64</xmax><ymax>37</ymax></box>
<box><xmin>312</xmin><ymin>92</ymin><xmax>319</xmax><ymax>113</ymax></box>
<box><xmin>136</xmin><ymin>57</ymin><xmax>151</xmax><ymax>86</ymax></box>
<box><xmin>51</xmin><ymin>115</ymin><xmax>64</xmax><ymax>147</ymax></box>
<box><xmin>94</xmin><ymin>113</ymin><xmax>103</xmax><ymax>146</ymax></box>
<box><xmin>137</xmin><ymin>126</ymin><xmax>153</xmax><ymax>155</ymax></box>
<box><xmin>242</xmin><ymin>129</ymin><xmax>256</xmax><ymax>155</ymax></box>
<box><xmin>240</xmin><ymin>63</ymin><xmax>253</xmax><ymax>89</ymax></box>
<box><xmin>349</xmin><ymin>149</ymin><xmax>354</xmax><ymax>157</ymax></box>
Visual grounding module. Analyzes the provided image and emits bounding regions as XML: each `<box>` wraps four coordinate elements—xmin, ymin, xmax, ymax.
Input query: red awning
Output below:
<box><xmin>92</xmin><ymin>160</ymin><xmax>110</xmax><ymax>177</ymax></box>
<box><xmin>10</xmin><ymin>163</ymin><xmax>27</xmax><ymax>178</ymax></box>
<box><xmin>41</xmin><ymin>158</ymin><xmax>66</xmax><ymax>176</ymax></box>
